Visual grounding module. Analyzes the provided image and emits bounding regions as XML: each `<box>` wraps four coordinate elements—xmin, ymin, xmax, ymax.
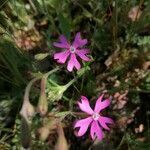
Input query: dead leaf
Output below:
<box><xmin>113</xmin><ymin>91</ymin><xmax>128</xmax><ymax>110</ymax></box>
<box><xmin>38</xmin><ymin>117</ymin><xmax>58</xmax><ymax>141</ymax></box>
<box><xmin>143</xmin><ymin>61</ymin><xmax>150</xmax><ymax>70</ymax></box>
<box><xmin>128</xmin><ymin>6</ymin><xmax>142</xmax><ymax>22</ymax></box>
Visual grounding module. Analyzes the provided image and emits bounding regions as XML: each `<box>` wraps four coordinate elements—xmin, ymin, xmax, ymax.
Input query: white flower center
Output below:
<box><xmin>70</xmin><ymin>46</ymin><xmax>76</xmax><ymax>53</ymax></box>
<box><xmin>92</xmin><ymin>113</ymin><xmax>100</xmax><ymax>121</ymax></box>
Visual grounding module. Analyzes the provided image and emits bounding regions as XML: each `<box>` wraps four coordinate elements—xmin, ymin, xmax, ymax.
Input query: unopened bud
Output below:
<box><xmin>38</xmin><ymin>94</ymin><xmax>48</xmax><ymax>116</ymax></box>
<box><xmin>38</xmin><ymin>126</ymin><xmax>50</xmax><ymax>141</ymax></box>
<box><xmin>38</xmin><ymin>77</ymin><xmax>48</xmax><ymax>116</ymax></box>
<box><xmin>20</xmin><ymin>100</ymin><xmax>35</xmax><ymax>123</ymax></box>
<box><xmin>54</xmin><ymin>123</ymin><xmax>68</xmax><ymax>150</ymax></box>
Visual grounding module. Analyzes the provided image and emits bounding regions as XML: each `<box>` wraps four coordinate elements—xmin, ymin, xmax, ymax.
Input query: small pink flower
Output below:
<box><xmin>74</xmin><ymin>95</ymin><xmax>114</xmax><ymax>141</ymax></box>
<box><xmin>53</xmin><ymin>32</ymin><xmax>91</xmax><ymax>72</ymax></box>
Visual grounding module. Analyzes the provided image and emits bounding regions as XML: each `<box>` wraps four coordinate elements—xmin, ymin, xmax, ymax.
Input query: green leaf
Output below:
<box><xmin>77</xmin><ymin>66</ymin><xmax>90</xmax><ymax>77</ymax></box>
<box><xmin>34</xmin><ymin>53</ymin><xmax>49</xmax><ymax>61</ymax></box>
<box><xmin>0</xmin><ymin>12</ymin><xmax>8</xmax><ymax>29</ymax></box>
<box><xmin>58</xmin><ymin>13</ymin><xmax>71</xmax><ymax>39</ymax></box>
<box><xmin>10</xmin><ymin>0</ymin><xmax>29</xmax><ymax>24</ymax></box>
<box><xmin>48</xmin><ymin>0</ymin><xmax>61</xmax><ymax>9</ymax></box>
<box><xmin>0</xmin><ymin>38</ymin><xmax>30</xmax><ymax>86</ymax></box>
<box><xmin>0</xmin><ymin>0</ymin><xmax>8</xmax><ymax>10</ymax></box>
<box><xmin>55</xmin><ymin>111</ymin><xmax>71</xmax><ymax>118</ymax></box>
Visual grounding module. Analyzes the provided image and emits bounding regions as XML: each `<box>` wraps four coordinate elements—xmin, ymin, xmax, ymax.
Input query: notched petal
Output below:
<box><xmin>90</xmin><ymin>121</ymin><xmax>103</xmax><ymax>141</ymax></box>
<box><xmin>67</xmin><ymin>54</ymin><xmax>81</xmax><ymax>72</ymax></box>
<box><xmin>72</xmin><ymin>32</ymin><xmax>88</xmax><ymax>48</ymax></box>
<box><xmin>74</xmin><ymin>117</ymin><xmax>92</xmax><ymax>136</ymax></box>
<box><xmin>78</xmin><ymin>96</ymin><xmax>94</xmax><ymax>115</ymax></box>
<box><xmin>94</xmin><ymin>95</ymin><xmax>111</xmax><ymax>113</ymax></box>
<box><xmin>98</xmin><ymin>116</ymin><xmax>114</xmax><ymax>130</ymax></box>
<box><xmin>54</xmin><ymin>51</ymin><xmax>70</xmax><ymax>64</ymax></box>
<box><xmin>53</xmin><ymin>35</ymin><xmax>70</xmax><ymax>49</ymax></box>
<box><xmin>76</xmin><ymin>49</ymin><xmax>91</xmax><ymax>61</ymax></box>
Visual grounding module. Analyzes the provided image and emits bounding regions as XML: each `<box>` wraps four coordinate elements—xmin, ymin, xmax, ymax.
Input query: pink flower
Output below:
<box><xmin>74</xmin><ymin>95</ymin><xmax>114</xmax><ymax>141</ymax></box>
<box><xmin>53</xmin><ymin>32</ymin><xmax>91</xmax><ymax>72</ymax></box>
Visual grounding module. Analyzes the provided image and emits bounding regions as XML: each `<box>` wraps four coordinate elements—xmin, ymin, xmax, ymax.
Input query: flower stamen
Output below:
<box><xmin>70</xmin><ymin>46</ymin><xmax>76</xmax><ymax>53</ymax></box>
<box><xmin>92</xmin><ymin>113</ymin><xmax>100</xmax><ymax>121</ymax></box>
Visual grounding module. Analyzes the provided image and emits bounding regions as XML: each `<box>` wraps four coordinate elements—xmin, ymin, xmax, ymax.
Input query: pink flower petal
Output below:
<box><xmin>53</xmin><ymin>35</ymin><xmax>70</xmax><ymax>49</ymax></box>
<box><xmin>59</xmin><ymin>35</ymin><xmax>70</xmax><ymax>45</ymax></box>
<box><xmin>74</xmin><ymin>117</ymin><xmax>93</xmax><ymax>136</ymax></box>
<box><xmin>72</xmin><ymin>32</ymin><xmax>87</xmax><ymax>49</ymax></box>
<box><xmin>67</xmin><ymin>53</ymin><xmax>81</xmax><ymax>72</ymax></box>
<box><xmin>78</xmin><ymin>96</ymin><xmax>94</xmax><ymax>115</ymax></box>
<box><xmin>76</xmin><ymin>49</ymin><xmax>90</xmax><ymax>54</ymax></box>
<box><xmin>98</xmin><ymin>116</ymin><xmax>114</xmax><ymax>130</ymax></box>
<box><xmin>54</xmin><ymin>50</ymin><xmax>70</xmax><ymax>63</ymax></box>
<box><xmin>53</xmin><ymin>42</ymin><xmax>70</xmax><ymax>49</ymax></box>
<box><xmin>90</xmin><ymin>121</ymin><xmax>103</xmax><ymax>141</ymax></box>
<box><xmin>76</xmin><ymin>49</ymin><xmax>91</xmax><ymax>61</ymax></box>
<box><xmin>94</xmin><ymin>95</ymin><xmax>111</xmax><ymax>113</ymax></box>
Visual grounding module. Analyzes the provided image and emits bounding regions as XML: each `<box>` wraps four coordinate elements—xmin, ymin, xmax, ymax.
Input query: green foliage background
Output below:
<box><xmin>0</xmin><ymin>0</ymin><xmax>149</xmax><ymax>149</ymax></box>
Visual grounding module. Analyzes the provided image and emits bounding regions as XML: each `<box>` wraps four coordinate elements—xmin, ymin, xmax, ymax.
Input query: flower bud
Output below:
<box><xmin>37</xmin><ymin>77</ymin><xmax>48</xmax><ymax>116</ymax></box>
<box><xmin>38</xmin><ymin>126</ymin><xmax>50</xmax><ymax>141</ymax></box>
<box><xmin>20</xmin><ymin>99</ymin><xmax>35</xmax><ymax>123</ymax></box>
<box><xmin>54</xmin><ymin>123</ymin><xmax>68</xmax><ymax>150</ymax></box>
<box><xmin>38</xmin><ymin>94</ymin><xmax>48</xmax><ymax>116</ymax></box>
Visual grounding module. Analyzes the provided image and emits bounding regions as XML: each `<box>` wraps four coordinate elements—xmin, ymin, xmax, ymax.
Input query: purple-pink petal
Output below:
<box><xmin>59</xmin><ymin>35</ymin><xmax>70</xmax><ymax>45</ymax></box>
<box><xmin>76</xmin><ymin>49</ymin><xmax>91</xmax><ymax>61</ymax></box>
<box><xmin>90</xmin><ymin>121</ymin><xmax>103</xmax><ymax>141</ymax></box>
<box><xmin>76</xmin><ymin>49</ymin><xmax>90</xmax><ymax>54</ymax></box>
<box><xmin>94</xmin><ymin>95</ymin><xmax>111</xmax><ymax>113</ymax></box>
<box><xmin>98</xmin><ymin>116</ymin><xmax>114</xmax><ymax>130</ymax></box>
<box><xmin>53</xmin><ymin>35</ymin><xmax>70</xmax><ymax>49</ymax></box>
<box><xmin>67</xmin><ymin>53</ymin><xmax>81</xmax><ymax>72</ymax></box>
<box><xmin>54</xmin><ymin>50</ymin><xmax>70</xmax><ymax>64</ymax></box>
<box><xmin>72</xmin><ymin>32</ymin><xmax>87</xmax><ymax>49</ymax></box>
<box><xmin>53</xmin><ymin>42</ymin><xmax>70</xmax><ymax>49</ymax></box>
<box><xmin>74</xmin><ymin>117</ymin><xmax>93</xmax><ymax>136</ymax></box>
<box><xmin>78</xmin><ymin>96</ymin><xmax>94</xmax><ymax>115</ymax></box>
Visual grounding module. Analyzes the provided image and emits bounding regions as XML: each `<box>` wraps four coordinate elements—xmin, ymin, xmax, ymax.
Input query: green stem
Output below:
<box><xmin>24</xmin><ymin>67</ymin><xmax>59</xmax><ymax>103</ymax></box>
<box><xmin>0</xmin><ymin>0</ymin><xmax>9</xmax><ymax>9</ymax></box>
<box><xmin>49</xmin><ymin>79</ymin><xmax>59</xmax><ymax>86</ymax></box>
<box><xmin>116</xmin><ymin>134</ymin><xmax>126</xmax><ymax>150</ymax></box>
<box><xmin>24</xmin><ymin>77</ymin><xmax>41</xmax><ymax>103</ymax></box>
<box><xmin>113</xmin><ymin>0</ymin><xmax>118</xmax><ymax>49</ymax></box>
<box><xmin>44</xmin><ymin>67</ymin><xmax>60</xmax><ymax>78</ymax></box>
<box><xmin>65</xmin><ymin>78</ymin><xmax>77</xmax><ymax>89</ymax></box>
<box><xmin>28</xmin><ymin>0</ymin><xmax>37</xmax><ymax>13</ymax></box>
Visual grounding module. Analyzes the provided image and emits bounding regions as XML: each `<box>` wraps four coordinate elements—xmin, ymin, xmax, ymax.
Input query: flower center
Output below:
<box><xmin>70</xmin><ymin>46</ymin><xmax>76</xmax><ymax>53</ymax></box>
<box><xmin>92</xmin><ymin>113</ymin><xmax>100</xmax><ymax>121</ymax></box>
